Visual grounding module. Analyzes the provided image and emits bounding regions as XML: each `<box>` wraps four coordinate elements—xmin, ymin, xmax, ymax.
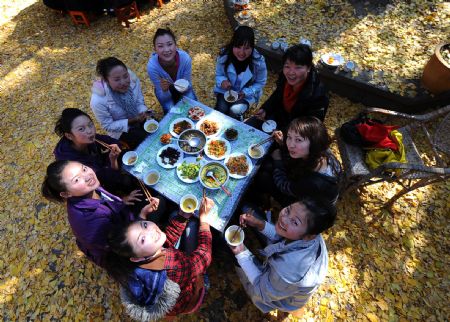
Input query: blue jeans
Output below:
<box><xmin>169</xmin><ymin>211</ymin><xmax>199</xmax><ymax>255</ymax></box>
<box><xmin>215</xmin><ymin>93</ymin><xmax>249</xmax><ymax>120</ymax></box>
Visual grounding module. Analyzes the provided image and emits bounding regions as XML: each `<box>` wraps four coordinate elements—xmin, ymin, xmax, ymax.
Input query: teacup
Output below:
<box><xmin>225</xmin><ymin>225</ymin><xmax>245</xmax><ymax>246</ymax></box>
<box><xmin>180</xmin><ymin>194</ymin><xmax>198</xmax><ymax>213</ymax></box>
<box><xmin>122</xmin><ymin>151</ymin><xmax>138</xmax><ymax>166</ymax></box>
<box><xmin>143</xmin><ymin>169</ymin><xmax>160</xmax><ymax>186</ymax></box>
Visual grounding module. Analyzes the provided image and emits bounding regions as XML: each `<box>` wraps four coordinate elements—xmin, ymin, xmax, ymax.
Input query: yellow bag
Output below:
<box><xmin>365</xmin><ymin>130</ymin><xmax>407</xmax><ymax>171</ymax></box>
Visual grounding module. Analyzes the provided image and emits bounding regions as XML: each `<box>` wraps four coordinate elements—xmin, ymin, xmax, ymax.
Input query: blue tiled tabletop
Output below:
<box><xmin>124</xmin><ymin>97</ymin><xmax>272</xmax><ymax>232</ymax></box>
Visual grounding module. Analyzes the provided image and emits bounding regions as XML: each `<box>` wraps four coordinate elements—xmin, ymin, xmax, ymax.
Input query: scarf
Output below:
<box><xmin>109</xmin><ymin>84</ymin><xmax>140</xmax><ymax>118</ymax></box>
<box><xmin>128</xmin><ymin>267</ymin><xmax>168</xmax><ymax>306</ymax></box>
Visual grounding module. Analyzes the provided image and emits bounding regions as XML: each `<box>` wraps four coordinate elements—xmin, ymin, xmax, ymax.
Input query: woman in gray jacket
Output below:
<box><xmin>230</xmin><ymin>196</ymin><xmax>336</xmax><ymax>315</ymax></box>
<box><xmin>91</xmin><ymin>57</ymin><xmax>153</xmax><ymax>149</ymax></box>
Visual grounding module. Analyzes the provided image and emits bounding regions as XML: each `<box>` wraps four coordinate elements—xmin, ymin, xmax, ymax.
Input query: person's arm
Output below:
<box><xmin>242</xmin><ymin>56</ymin><xmax>267</xmax><ymax>103</ymax></box>
<box><xmin>163</xmin><ymin>216</ymin><xmax>188</xmax><ymax>247</ymax></box>
<box><xmin>147</xmin><ymin>58</ymin><xmax>173</xmax><ymax>111</ymax></box>
<box><xmin>91</xmin><ymin>97</ymin><xmax>129</xmax><ymax>135</ymax></box>
<box><xmin>215</xmin><ymin>55</ymin><xmax>228</xmax><ymax>94</ymax></box>
<box><xmin>300</xmin><ymin>82</ymin><xmax>329</xmax><ymax>121</ymax></box>
<box><xmin>178</xmin><ymin>53</ymin><xmax>197</xmax><ymax>100</ymax></box>
<box><xmin>271</xmin><ymin>153</ymin><xmax>297</xmax><ymax>197</ymax></box>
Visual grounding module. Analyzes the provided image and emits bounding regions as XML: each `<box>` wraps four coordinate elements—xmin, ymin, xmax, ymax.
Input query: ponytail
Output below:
<box><xmin>41</xmin><ymin>160</ymin><xmax>70</xmax><ymax>202</ymax></box>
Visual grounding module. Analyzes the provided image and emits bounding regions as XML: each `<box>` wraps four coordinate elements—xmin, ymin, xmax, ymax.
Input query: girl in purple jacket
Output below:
<box><xmin>42</xmin><ymin>160</ymin><xmax>162</xmax><ymax>267</ymax></box>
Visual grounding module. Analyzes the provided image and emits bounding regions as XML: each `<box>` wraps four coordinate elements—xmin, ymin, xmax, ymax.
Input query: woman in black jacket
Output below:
<box><xmin>249</xmin><ymin>44</ymin><xmax>329</xmax><ymax>131</ymax></box>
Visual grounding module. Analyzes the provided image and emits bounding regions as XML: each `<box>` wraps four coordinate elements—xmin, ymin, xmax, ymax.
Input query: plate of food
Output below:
<box><xmin>199</xmin><ymin>161</ymin><xmax>229</xmax><ymax>190</ymax></box>
<box><xmin>187</xmin><ymin>106</ymin><xmax>206</xmax><ymax>121</ymax></box>
<box><xmin>169</xmin><ymin>118</ymin><xmax>194</xmax><ymax>138</ymax></box>
<box><xmin>156</xmin><ymin>144</ymin><xmax>184</xmax><ymax>169</ymax></box>
<box><xmin>204</xmin><ymin>138</ymin><xmax>231</xmax><ymax>160</ymax></box>
<box><xmin>321</xmin><ymin>53</ymin><xmax>344</xmax><ymax>67</ymax></box>
<box><xmin>224</xmin><ymin>153</ymin><xmax>253</xmax><ymax>179</ymax></box>
<box><xmin>196</xmin><ymin>117</ymin><xmax>221</xmax><ymax>138</ymax></box>
<box><xmin>176</xmin><ymin>157</ymin><xmax>204</xmax><ymax>183</ymax></box>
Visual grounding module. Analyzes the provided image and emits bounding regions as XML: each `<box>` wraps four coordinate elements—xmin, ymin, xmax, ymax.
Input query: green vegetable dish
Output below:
<box><xmin>201</xmin><ymin>164</ymin><xmax>227</xmax><ymax>188</ymax></box>
<box><xmin>179</xmin><ymin>161</ymin><xmax>200</xmax><ymax>180</ymax></box>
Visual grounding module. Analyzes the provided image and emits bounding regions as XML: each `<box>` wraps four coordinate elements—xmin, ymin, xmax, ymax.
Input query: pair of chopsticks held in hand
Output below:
<box><xmin>231</xmin><ymin>209</ymin><xmax>254</xmax><ymax>243</ymax></box>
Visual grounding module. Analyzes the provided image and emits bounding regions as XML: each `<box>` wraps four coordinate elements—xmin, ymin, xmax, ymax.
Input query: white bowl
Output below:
<box><xmin>122</xmin><ymin>151</ymin><xmax>138</xmax><ymax>166</ymax></box>
<box><xmin>174</xmin><ymin>79</ymin><xmax>189</xmax><ymax>93</ymax></box>
<box><xmin>144</xmin><ymin>119</ymin><xmax>159</xmax><ymax>133</ymax></box>
<box><xmin>199</xmin><ymin>161</ymin><xmax>229</xmax><ymax>190</ymax></box>
<box><xmin>321</xmin><ymin>53</ymin><xmax>345</xmax><ymax>67</ymax></box>
<box><xmin>225</xmin><ymin>225</ymin><xmax>245</xmax><ymax>246</ymax></box>
<box><xmin>180</xmin><ymin>194</ymin><xmax>198</xmax><ymax>213</ymax></box>
<box><xmin>262</xmin><ymin>120</ymin><xmax>277</xmax><ymax>133</ymax></box>
<box><xmin>224</xmin><ymin>90</ymin><xmax>239</xmax><ymax>103</ymax></box>
<box><xmin>247</xmin><ymin>144</ymin><xmax>265</xmax><ymax>160</ymax></box>
<box><xmin>143</xmin><ymin>169</ymin><xmax>160</xmax><ymax>186</ymax></box>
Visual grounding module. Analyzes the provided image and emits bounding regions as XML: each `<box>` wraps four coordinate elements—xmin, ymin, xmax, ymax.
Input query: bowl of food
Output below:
<box><xmin>224</xmin><ymin>128</ymin><xmax>238</xmax><ymax>141</ymax></box>
<box><xmin>160</xmin><ymin>133</ymin><xmax>172</xmax><ymax>145</ymax></box>
<box><xmin>224</xmin><ymin>90</ymin><xmax>239</xmax><ymax>103</ymax></box>
<box><xmin>225</xmin><ymin>225</ymin><xmax>245</xmax><ymax>246</ymax></box>
<box><xmin>187</xmin><ymin>106</ymin><xmax>205</xmax><ymax>121</ymax></box>
<box><xmin>196</xmin><ymin>117</ymin><xmax>221</xmax><ymax>138</ymax></box>
<box><xmin>143</xmin><ymin>169</ymin><xmax>160</xmax><ymax>186</ymax></box>
<box><xmin>180</xmin><ymin>194</ymin><xmax>198</xmax><ymax>213</ymax></box>
<box><xmin>321</xmin><ymin>53</ymin><xmax>344</xmax><ymax>68</ymax></box>
<box><xmin>169</xmin><ymin>118</ymin><xmax>194</xmax><ymax>138</ymax></box>
<box><xmin>178</xmin><ymin>129</ymin><xmax>206</xmax><ymax>155</ymax></box>
<box><xmin>144</xmin><ymin>119</ymin><xmax>159</xmax><ymax>133</ymax></box>
<box><xmin>199</xmin><ymin>161</ymin><xmax>229</xmax><ymax>190</ymax></box>
<box><xmin>248</xmin><ymin>144</ymin><xmax>265</xmax><ymax>160</ymax></box>
<box><xmin>122</xmin><ymin>151</ymin><xmax>138</xmax><ymax>166</ymax></box>
<box><xmin>174</xmin><ymin>79</ymin><xmax>189</xmax><ymax>93</ymax></box>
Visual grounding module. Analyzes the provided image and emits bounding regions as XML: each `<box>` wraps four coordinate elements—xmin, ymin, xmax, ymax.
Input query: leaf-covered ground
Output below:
<box><xmin>1</xmin><ymin>0</ymin><xmax>449</xmax><ymax>321</ymax></box>
<box><xmin>250</xmin><ymin>0</ymin><xmax>450</xmax><ymax>96</ymax></box>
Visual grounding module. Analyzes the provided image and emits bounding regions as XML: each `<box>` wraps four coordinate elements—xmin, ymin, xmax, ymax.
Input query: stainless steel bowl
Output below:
<box><xmin>178</xmin><ymin>129</ymin><xmax>206</xmax><ymax>155</ymax></box>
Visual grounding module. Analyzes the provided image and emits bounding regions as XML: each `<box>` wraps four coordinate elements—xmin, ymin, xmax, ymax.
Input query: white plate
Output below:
<box><xmin>204</xmin><ymin>138</ymin><xmax>231</xmax><ymax>161</ymax></box>
<box><xmin>224</xmin><ymin>90</ymin><xmax>239</xmax><ymax>103</ymax></box>
<box><xmin>176</xmin><ymin>157</ymin><xmax>204</xmax><ymax>183</ymax></box>
<box><xmin>224</xmin><ymin>152</ymin><xmax>253</xmax><ymax>179</ymax></box>
<box><xmin>156</xmin><ymin>144</ymin><xmax>184</xmax><ymax>169</ymax></box>
<box><xmin>262</xmin><ymin>120</ymin><xmax>277</xmax><ymax>133</ymax></box>
<box><xmin>196</xmin><ymin>116</ymin><xmax>222</xmax><ymax>138</ymax></box>
<box><xmin>321</xmin><ymin>53</ymin><xmax>344</xmax><ymax>67</ymax></box>
<box><xmin>174</xmin><ymin>79</ymin><xmax>189</xmax><ymax>93</ymax></box>
<box><xmin>169</xmin><ymin>118</ymin><xmax>194</xmax><ymax>138</ymax></box>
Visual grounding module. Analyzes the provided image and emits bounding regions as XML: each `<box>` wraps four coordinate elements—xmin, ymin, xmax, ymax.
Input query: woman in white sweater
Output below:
<box><xmin>91</xmin><ymin>57</ymin><xmax>153</xmax><ymax>149</ymax></box>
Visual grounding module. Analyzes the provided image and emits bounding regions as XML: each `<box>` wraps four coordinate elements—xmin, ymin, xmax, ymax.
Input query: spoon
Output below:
<box><xmin>206</xmin><ymin>171</ymin><xmax>232</xmax><ymax>197</ymax></box>
<box><xmin>171</xmin><ymin>137</ymin><xmax>201</xmax><ymax>148</ymax></box>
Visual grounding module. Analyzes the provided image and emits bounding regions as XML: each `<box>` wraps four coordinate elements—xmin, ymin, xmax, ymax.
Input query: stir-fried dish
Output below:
<box><xmin>187</xmin><ymin>106</ymin><xmax>205</xmax><ymax>121</ymax></box>
<box><xmin>200</xmin><ymin>120</ymin><xmax>219</xmax><ymax>136</ymax></box>
<box><xmin>226</xmin><ymin>155</ymin><xmax>249</xmax><ymax>176</ymax></box>
<box><xmin>207</xmin><ymin>140</ymin><xmax>227</xmax><ymax>158</ymax></box>
<box><xmin>173</xmin><ymin>120</ymin><xmax>192</xmax><ymax>135</ymax></box>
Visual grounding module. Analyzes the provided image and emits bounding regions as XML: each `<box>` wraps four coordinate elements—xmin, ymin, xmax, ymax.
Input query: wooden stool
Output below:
<box><xmin>115</xmin><ymin>1</ymin><xmax>140</xmax><ymax>28</ymax></box>
<box><xmin>68</xmin><ymin>11</ymin><xmax>90</xmax><ymax>27</ymax></box>
<box><xmin>150</xmin><ymin>0</ymin><xmax>164</xmax><ymax>7</ymax></box>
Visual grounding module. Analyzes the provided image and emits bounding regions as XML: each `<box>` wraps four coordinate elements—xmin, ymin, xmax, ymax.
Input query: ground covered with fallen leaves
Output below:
<box><xmin>250</xmin><ymin>0</ymin><xmax>450</xmax><ymax>96</ymax></box>
<box><xmin>1</xmin><ymin>0</ymin><xmax>449</xmax><ymax>321</ymax></box>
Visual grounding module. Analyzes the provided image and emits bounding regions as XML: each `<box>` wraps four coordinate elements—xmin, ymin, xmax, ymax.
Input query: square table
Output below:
<box><xmin>124</xmin><ymin>97</ymin><xmax>272</xmax><ymax>232</ymax></box>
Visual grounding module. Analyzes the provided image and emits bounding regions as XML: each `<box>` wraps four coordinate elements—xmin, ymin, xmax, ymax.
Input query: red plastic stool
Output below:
<box><xmin>115</xmin><ymin>1</ymin><xmax>140</xmax><ymax>28</ymax></box>
<box><xmin>68</xmin><ymin>11</ymin><xmax>90</xmax><ymax>27</ymax></box>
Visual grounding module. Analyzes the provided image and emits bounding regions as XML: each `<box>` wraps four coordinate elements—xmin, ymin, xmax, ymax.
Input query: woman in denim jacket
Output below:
<box><xmin>214</xmin><ymin>26</ymin><xmax>267</xmax><ymax>120</ymax></box>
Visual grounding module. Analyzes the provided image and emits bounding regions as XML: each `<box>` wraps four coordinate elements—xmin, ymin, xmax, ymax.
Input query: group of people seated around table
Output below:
<box><xmin>41</xmin><ymin>25</ymin><xmax>341</xmax><ymax>319</ymax></box>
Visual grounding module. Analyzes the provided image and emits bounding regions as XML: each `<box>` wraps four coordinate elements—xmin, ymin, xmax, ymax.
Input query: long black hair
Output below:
<box><xmin>41</xmin><ymin>160</ymin><xmax>71</xmax><ymax>202</ymax></box>
<box><xmin>300</xmin><ymin>196</ymin><xmax>336</xmax><ymax>235</ymax></box>
<box><xmin>220</xmin><ymin>26</ymin><xmax>255</xmax><ymax>75</ymax></box>
<box><xmin>96</xmin><ymin>57</ymin><xmax>128</xmax><ymax>80</ymax></box>
<box><xmin>54</xmin><ymin>108</ymin><xmax>92</xmax><ymax>137</ymax></box>
<box><xmin>153</xmin><ymin>28</ymin><xmax>177</xmax><ymax>46</ymax></box>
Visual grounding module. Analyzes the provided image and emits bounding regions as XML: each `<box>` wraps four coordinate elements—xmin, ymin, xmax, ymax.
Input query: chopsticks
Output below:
<box><xmin>201</xmin><ymin>188</ymin><xmax>207</xmax><ymax>213</ymax></box>
<box><xmin>138</xmin><ymin>179</ymin><xmax>152</xmax><ymax>201</ymax></box>
<box><xmin>251</xmin><ymin>136</ymin><xmax>273</xmax><ymax>150</ymax></box>
<box><xmin>95</xmin><ymin>138</ymin><xmax>112</xmax><ymax>150</ymax></box>
<box><xmin>231</xmin><ymin>210</ymin><xmax>252</xmax><ymax>243</ymax></box>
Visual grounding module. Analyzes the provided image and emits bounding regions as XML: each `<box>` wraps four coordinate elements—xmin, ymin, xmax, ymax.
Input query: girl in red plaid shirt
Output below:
<box><xmin>106</xmin><ymin>197</ymin><xmax>215</xmax><ymax>320</ymax></box>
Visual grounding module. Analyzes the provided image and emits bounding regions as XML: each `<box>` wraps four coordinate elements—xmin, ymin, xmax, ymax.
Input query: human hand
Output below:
<box><xmin>130</xmin><ymin>112</ymin><xmax>147</xmax><ymax>125</ymax></box>
<box><xmin>271</xmin><ymin>149</ymin><xmax>282</xmax><ymax>161</ymax></box>
<box><xmin>220</xmin><ymin>80</ymin><xmax>232</xmax><ymax>90</ymax></box>
<box><xmin>122</xmin><ymin>190</ymin><xmax>143</xmax><ymax>205</ymax></box>
<box><xmin>160</xmin><ymin>78</ymin><xmax>171</xmax><ymax>92</ymax></box>
<box><xmin>254</xmin><ymin>109</ymin><xmax>266</xmax><ymax>121</ymax></box>
<box><xmin>240</xmin><ymin>211</ymin><xmax>265</xmax><ymax>231</ymax></box>
<box><xmin>229</xmin><ymin>243</ymin><xmax>246</xmax><ymax>255</ymax></box>
<box><xmin>199</xmin><ymin>197</ymin><xmax>215</xmax><ymax>223</ymax></box>
<box><xmin>139</xmin><ymin>197</ymin><xmax>160</xmax><ymax>219</ymax></box>
<box><xmin>108</xmin><ymin>144</ymin><xmax>122</xmax><ymax>170</ymax></box>
<box><xmin>272</xmin><ymin>130</ymin><xmax>284</xmax><ymax>146</ymax></box>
